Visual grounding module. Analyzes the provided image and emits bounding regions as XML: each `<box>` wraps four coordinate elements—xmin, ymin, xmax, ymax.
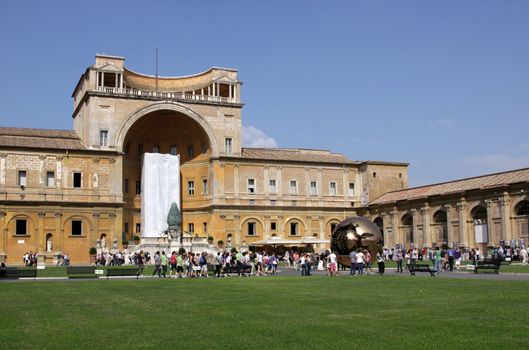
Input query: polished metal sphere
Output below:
<box><xmin>330</xmin><ymin>216</ymin><xmax>383</xmax><ymax>256</ymax></box>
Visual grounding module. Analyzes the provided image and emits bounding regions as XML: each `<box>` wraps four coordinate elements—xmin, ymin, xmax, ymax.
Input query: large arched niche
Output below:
<box><xmin>116</xmin><ymin>102</ymin><xmax>219</xmax><ymax>156</ymax></box>
<box><xmin>119</xmin><ymin>103</ymin><xmax>217</xmax><ymax>241</ymax></box>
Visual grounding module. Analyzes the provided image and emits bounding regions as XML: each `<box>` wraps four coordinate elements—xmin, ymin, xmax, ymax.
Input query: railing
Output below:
<box><xmin>95</xmin><ymin>86</ymin><xmax>238</xmax><ymax>104</ymax></box>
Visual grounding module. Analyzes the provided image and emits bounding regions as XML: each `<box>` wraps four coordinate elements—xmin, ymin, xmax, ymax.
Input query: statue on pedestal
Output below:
<box><xmin>167</xmin><ymin>202</ymin><xmax>182</xmax><ymax>243</ymax></box>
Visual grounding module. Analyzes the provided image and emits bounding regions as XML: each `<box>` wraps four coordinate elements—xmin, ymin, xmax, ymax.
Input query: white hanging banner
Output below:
<box><xmin>141</xmin><ymin>153</ymin><xmax>180</xmax><ymax>237</ymax></box>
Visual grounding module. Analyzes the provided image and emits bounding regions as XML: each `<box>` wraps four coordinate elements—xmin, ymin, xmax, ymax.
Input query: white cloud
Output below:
<box><xmin>242</xmin><ymin>126</ymin><xmax>278</xmax><ymax>148</ymax></box>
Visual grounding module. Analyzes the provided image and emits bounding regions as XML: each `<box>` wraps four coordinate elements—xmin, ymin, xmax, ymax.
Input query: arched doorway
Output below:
<box><xmin>121</xmin><ymin>109</ymin><xmax>213</xmax><ymax>241</ymax></box>
<box><xmin>433</xmin><ymin>210</ymin><xmax>448</xmax><ymax>244</ymax></box>
<box><xmin>373</xmin><ymin>217</ymin><xmax>384</xmax><ymax>244</ymax></box>
<box><xmin>401</xmin><ymin>213</ymin><xmax>413</xmax><ymax>247</ymax></box>
<box><xmin>472</xmin><ymin>205</ymin><xmax>488</xmax><ymax>246</ymax></box>
<box><xmin>514</xmin><ymin>200</ymin><xmax>529</xmax><ymax>240</ymax></box>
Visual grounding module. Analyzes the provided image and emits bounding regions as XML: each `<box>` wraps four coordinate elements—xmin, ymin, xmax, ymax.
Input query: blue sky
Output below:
<box><xmin>1</xmin><ymin>1</ymin><xmax>528</xmax><ymax>187</ymax></box>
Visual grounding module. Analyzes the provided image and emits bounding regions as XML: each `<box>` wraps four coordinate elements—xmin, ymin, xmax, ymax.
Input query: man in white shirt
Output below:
<box><xmin>328</xmin><ymin>252</ymin><xmax>337</xmax><ymax>276</ymax></box>
<box><xmin>356</xmin><ymin>250</ymin><xmax>365</xmax><ymax>275</ymax></box>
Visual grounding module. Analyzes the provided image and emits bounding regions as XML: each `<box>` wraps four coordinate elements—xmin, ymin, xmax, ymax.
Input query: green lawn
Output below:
<box><xmin>1</xmin><ymin>276</ymin><xmax>528</xmax><ymax>349</ymax></box>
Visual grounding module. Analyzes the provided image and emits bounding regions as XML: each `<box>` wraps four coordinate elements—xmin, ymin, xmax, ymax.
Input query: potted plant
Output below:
<box><xmin>208</xmin><ymin>236</ymin><xmax>214</xmax><ymax>244</ymax></box>
<box><xmin>89</xmin><ymin>247</ymin><xmax>97</xmax><ymax>264</ymax></box>
<box><xmin>217</xmin><ymin>239</ymin><xmax>224</xmax><ymax>248</ymax></box>
<box><xmin>133</xmin><ymin>235</ymin><xmax>140</xmax><ymax>245</ymax></box>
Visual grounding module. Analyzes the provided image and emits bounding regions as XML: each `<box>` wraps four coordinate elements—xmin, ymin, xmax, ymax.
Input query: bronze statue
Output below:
<box><xmin>330</xmin><ymin>216</ymin><xmax>383</xmax><ymax>267</ymax></box>
<box><xmin>167</xmin><ymin>202</ymin><xmax>182</xmax><ymax>241</ymax></box>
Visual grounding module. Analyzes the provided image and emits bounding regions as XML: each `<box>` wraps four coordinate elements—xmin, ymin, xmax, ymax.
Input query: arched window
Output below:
<box><xmin>471</xmin><ymin>206</ymin><xmax>487</xmax><ymax>220</ymax></box>
<box><xmin>373</xmin><ymin>217</ymin><xmax>384</xmax><ymax>235</ymax></box>
<box><xmin>515</xmin><ymin>200</ymin><xmax>529</xmax><ymax>216</ymax></box>
<box><xmin>401</xmin><ymin>214</ymin><xmax>413</xmax><ymax>226</ymax></box>
<box><xmin>433</xmin><ymin>210</ymin><xmax>447</xmax><ymax>223</ymax></box>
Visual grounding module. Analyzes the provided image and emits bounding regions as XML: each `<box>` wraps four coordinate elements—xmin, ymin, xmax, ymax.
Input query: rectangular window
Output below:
<box><xmin>248</xmin><ymin>179</ymin><xmax>255</xmax><ymax>193</ymax></box>
<box><xmin>203</xmin><ymin>222</ymin><xmax>207</xmax><ymax>234</ymax></box>
<box><xmin>137</xmin><ymin>144</ymin><xmax>143</xmax><ymax>157</ymax></box>
<box><xmin>170</xmin><ymin>145</ymin><xmax>177</xmax><ymax>155</ymax></box>
<box><xmin>202</xmin><ymin>179</ymin><xmax>208</xmax><ymax>194</ymax></box>
<box><xmin>73</xmin><ymin>172</ymin><xmax>82</xmax><ymax>188</ymax></box>
<box><xmin>348</xmin><ymin>183</ymin><xmax>355</xmax><ymax>196</ymax></box>
<box><xmin>271</xmin><ymin>222</ymin><xmax>277</xmax><ymax>231</ymax></box>
<box><xmin>187</xmin><ymin>145</ymin><xmax>194</xmax><ymax>159</ymax></box>
<box><xmin>135</xmin><ymin>180</ymin><xmax>141</xmax><ymax>195</ymax></box>
<box><xmin>269</xmin><ymin>179</ymin><xmax>276</xmax><ymax>194</ymax></box>
<box><xmin>16</xmin><ymin>219</ymin><xmax>27</xmax><ymax>235</ymax></box>
<box><xmin>330</xmin><ymin>182</ymin><xmax>337</xmax><ymax>195</ymax></box>
<box><xmin>290</xmin><ymin>180</ymin><xmax>297</xmax><ymax>195</ymax></box>
<box><xmin>152</xmin><ymin>145</ymin><xmax>160</xmax><ymax>153</ymax></box>
<box><xmin>225</xmin><ymin>138</ymin><xmax>232</xmax><ymax>155</ymax></box>
<box><xmin>124</xmin><ymin>178</ymin><xmax>129</xmax><ymax>193</ymax></box>
<box><xmin>247</xmin><ymin>222</ymin><xmax>256</xmax><ymax>236</ymax></box>
<box><xmin>99</xmin><ymin>130</ymin><xmax>108</xmax><ymax>146</ymax></box>
<box><xmin>18</xmin><ymin>170</ymin><xmax>27</xmax><ymax>187</ymax></box>
<box><xmin>188</xmin><ymin>181</ymin><xmax>195</xmax><ymax>196</ymax></box>
<box><xmin>188</xmin><ymin>223</ymin><xmax>194</xmax><ymax>233</ymax></box>
<box><xmin>290</xmin><ymin>222</ymin><xmax>298</xmax><ymax>236</ymax></box>
<box><xmin>310</xmin><ymin>181</ymin><xmax>317</xmax><ymax>195</ymax></box>
<box><xmin>136</xmin><ymin>223</ymin><xmax>141</xmax><ymax>234</ymax></box>
<box><xmin>72</xmin><ymin>220</ymin><xmax>82</xmax><ymax>236</ymax></box>
<box><xmin>46</xmin><ymin>171</ymin><xmax>55</xmax><ymax>187</ymax></box>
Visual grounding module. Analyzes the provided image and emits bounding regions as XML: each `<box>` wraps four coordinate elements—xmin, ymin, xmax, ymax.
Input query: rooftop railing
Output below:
<box><xmin>95</xmin><ymin>86</ymin><xmax>238</xmax><ymax>104</ymax></box>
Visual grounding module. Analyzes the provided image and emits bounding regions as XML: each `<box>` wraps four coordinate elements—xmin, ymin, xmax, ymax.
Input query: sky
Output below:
<box><xmin>1</xmin><ymin>0</ymin><xmax>528</xmax><ymax>187</ymax></box>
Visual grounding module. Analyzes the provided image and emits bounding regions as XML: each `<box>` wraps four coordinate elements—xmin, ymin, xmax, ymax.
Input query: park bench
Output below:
<box><xmin>0</xmin><ymin>267</ymin><xmax>37</xmax><ymax>280</ymax></box>
<box><xmin>106</xmin><ymin>266</ymin><xmax>140</xmax><ymax>280</ymax></box>
<box><xmin>66</xmin><ymin>266</ymin><xmax>96</xmax><ymax>278</ymax></box>
<box><xmin>408</xmin><ymin>263</ymin><xmax>436</xmax><ymax>277</ymax></box>
<box><xmin>222</xmin><ymin>264</ymin><xmax>252</xmax><ymax>276</ymax></box>
<box><xmin>474</xmin><ymin>259</ymin><xmax>501</xmax><ymax>274</ymax></box>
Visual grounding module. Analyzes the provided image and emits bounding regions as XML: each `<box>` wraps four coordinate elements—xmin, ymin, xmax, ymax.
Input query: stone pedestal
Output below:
<box><xmin>135</xmin><ymin>233</ymin><xmax>219</xmax><ymax>259</ymax></box>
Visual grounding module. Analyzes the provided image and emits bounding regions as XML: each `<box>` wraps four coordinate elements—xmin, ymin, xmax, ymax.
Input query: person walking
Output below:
<box><xmin>396</xmin><ymin>249</ymin><xmax>404</xmax><ymax>273</ymax></box>
<box><xmin>520</xmin><ymin>247</ymin><xmax>528</xmax><ymax>266</ymax></box>
<box><xmin>137</xmin><ymin>250</ymin><xmax>145</xmax><ymax>278</ymax></box>
<box><xmin>328</xmin><ymin>251</ymin><xmax>338</xmax><ymax>276</ymax></box>
<box><xmin>160</xmin><ymin>251</ymin><xmax>168</xmax><ymax>278</ymax></box>
<box><xmin>364</xmin><ymin>250</ymin><xmax>373</xmax><ymax>274</ymax></box>
<box><xmin>434</xmin><ymin>247</ymin><xmax>442</xmax><ymax>275</ymax></box>
<box><xmin>169</xmin><ymin>251</ymin><xmax>177</xmax><ymax>278</ymax></box>
<box><xmin>349</xmin><ymin>250</ymin><xmax>357</xmax><ymax>276</ymax></box>
<box><xmin>377</xmin><ymin>251</ymin><xmax>385</xmax><ymax>275</ymax></box>
<box><xmin>356</xmin><ymin>249</ymin><xmax>365</xmax><ymax>275</ymax></box>
<box><xmin>152</xmin><ymin>251</ymin><xmax>161</xmax><ymax>277</ymax></box>
<box><xmin>214</xmin><ymin>252</ymin><xmax>223</xmax><ymax>277</ymax></box>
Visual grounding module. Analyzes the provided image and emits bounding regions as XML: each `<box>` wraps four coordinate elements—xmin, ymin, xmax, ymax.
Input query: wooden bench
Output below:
<box><xmin>474</xmin><ymin>259</ymin><xmax>501</xmax><ymax>274</ymax></box>
<box><xmin>0</xmin><ymin>267</ymin><xmax>37</xmax><ymax>279</ymax></box>
<box><xmin>408</xmin><ymin>263</ymin><xmax>436</xmax><ymax>277</ymax></box>
<box><xmin>67</xmin><ymin>266</ymin><xmax>96</xmax><ymax>278</ymax></box>
<box><xmin>222</xmin><ymin>264</ymin><xmax>252</xmax><ymax>276</ymax></box>
<box><xmin>106</xmin><ymin>266</ymin><xmax>140</xmax><ymax>280</ymax></box>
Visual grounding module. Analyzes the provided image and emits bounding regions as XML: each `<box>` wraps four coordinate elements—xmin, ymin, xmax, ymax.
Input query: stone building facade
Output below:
<box><xmin>367</xmin><ymin>169</ymin><xmax>529</xmax><ymax>250</ymax></box>
<box><xmin>0</xmin><ymin>54</ymin><xmax>408</xmax><ymax>264</ymax></box>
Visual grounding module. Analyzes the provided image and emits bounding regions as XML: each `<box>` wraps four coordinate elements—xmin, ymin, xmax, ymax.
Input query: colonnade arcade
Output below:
<box><xmin>369</xmin><ymin>197</ymin><xmax>529</xmax><ymax>249</ymax></box>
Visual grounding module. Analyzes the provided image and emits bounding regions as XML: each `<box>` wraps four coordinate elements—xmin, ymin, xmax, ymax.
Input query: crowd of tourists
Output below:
<box><xmin>22</xmin><ymin>252</ymin><xmax>38</xmax><ymax>267</ymax></box>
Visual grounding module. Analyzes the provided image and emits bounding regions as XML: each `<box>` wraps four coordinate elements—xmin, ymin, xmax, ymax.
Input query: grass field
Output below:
<box><xmin>1</xmin><ymin>275</ymin><xmax>528</xmax><ymax>349</ymax></box>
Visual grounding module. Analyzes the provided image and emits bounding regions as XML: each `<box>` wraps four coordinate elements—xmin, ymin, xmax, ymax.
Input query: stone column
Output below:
<box><xmin>421</xmin><ymin>205</ymin><xmax>431</xmax><ymax>248</ymax></box>
<box><xmin>485</xmin><ymin>199</ymin><xmax>495</xmax><ymax>245</ymax></box>
<box><xmin>0</xmin><ymin>153</ymin><xmax>6</xmax><ymax>188</ymax></box>
<box><xmin>391</xmin><ymin>209</ymin><xmax>399</xmax><ymax>247</ymax></box>
<box><xmin>457</xmin><ymin>200</ymin><xmax>468</xmax><ymax>247</ymax></box>
<box><xmin>499</xmin><ymin>194</ymin><xmax>512</xmax><ymax>241</ymax></box>
<box><xmin>0</xmin><ymin>211</ymin><xmax>6</xmax><ymax>262</ymax></box>
<box><xmin>444</xmin><ymin>204</ymin><xmax>454</xmax><ymax>244</ymax></box>
<box><xmin>55</xmin><ymin>212</ymin><xmax>63</xmax><ymax>253</ymax></box>
<box><xmin>319</xmin><ymin>216</ymin><xmax>325</xmax><ymax>240</ymax></box>
<box><xmin>92</xmin><ymin>213</ymin><xmax>100</xmax><ymax>247</ymax></box>
<box><xmin>411</xmin><ymin>208</ymin><xmax>419</xmax><ymax>246</ymax></box>
<box><xmin>264</xmin><ymin>215</ymin><xmax>270</xmax><ymax>240</ymax></box>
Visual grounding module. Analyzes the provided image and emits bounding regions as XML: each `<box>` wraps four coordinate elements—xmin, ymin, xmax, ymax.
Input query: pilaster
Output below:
<box><xmin>499</xmin><ymin>194</ymin><xmax>511</xmax><ymax>241</ymax></box>
<box><xmin>444</xmin><ymin>204</ymin><xmax>453</xmax><ymax>243</ymax></box>
<box><xmin>457</xmin><ymin>200</ymin><xmax>468</xmax><ymax>246</ymax></box>
<box><xmin>421</xmin><ymin>205</ymin><xmax>431</xmax><ymax>247</ymax></box>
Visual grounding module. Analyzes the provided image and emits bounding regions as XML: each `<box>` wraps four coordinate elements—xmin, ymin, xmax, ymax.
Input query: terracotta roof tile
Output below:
<box><xmin>240</xmin><ymin>148</ymin><xmax>358</xmax><ymax>165</ymax></box>
<box><xmin>370</xmin><ymin>167</ymin><xmax>529</xmax><ymax>205</ymax></box>
<box><xmin>0</xmin><ymin>127</ymin><xmax>87</xmax><ymax>150</ymax></box>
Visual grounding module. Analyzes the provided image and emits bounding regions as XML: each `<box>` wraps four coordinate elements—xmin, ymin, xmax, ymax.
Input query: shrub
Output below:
<box><xmin>89</xmin><ymin>247</ymin><xmax>97</xmax><ymax>255</ymax></box>
<box><xmin>133</xmin><ymin>235</ymin><xmax>140</xmax><ymax>242</ymax></box>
